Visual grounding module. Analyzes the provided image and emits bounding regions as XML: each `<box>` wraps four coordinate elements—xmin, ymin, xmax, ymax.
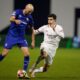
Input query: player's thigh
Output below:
<box><xmin>45</xmin><ymin>49</ymin><xmax>56</xmax><ymax>65</ymax></box>
<box><xmin>20</xmin><ymin>47</ymin><xmax>30</xmax><ymax>56</ymax></box>
<box><xmin>18</xmin><ymin>39</ymin><xmax>29</xmax><ymax>56</ymax></box>
<box><xmin>40</xmin><ymin>43</ymin><xmax>49</xmax><ymax>57</ymax></box>
<box><xmin>4</xmin><ymin>35</ymin><xmax>17</xmax><ymax>49</ymax></box>
<box><xmin>43</xmin><ymin>49</ymin><xmax>55</xmax><ymax>65</ymax></box>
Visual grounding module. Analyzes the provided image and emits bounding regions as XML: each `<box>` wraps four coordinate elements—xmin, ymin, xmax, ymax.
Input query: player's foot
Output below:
<box><xmin>24</xmin><ymin>73</ymin><xmax>30</xmax><ymax>79</ymax></box>
<box><xmin>29</xmin><ymin>64</ymin><xmax>36</xmax><ymax>73</ymax></box>
<box><xmin>29</xmin><ymin>70</ymin><xmax>35</xmax><ymax>78</ymax></box>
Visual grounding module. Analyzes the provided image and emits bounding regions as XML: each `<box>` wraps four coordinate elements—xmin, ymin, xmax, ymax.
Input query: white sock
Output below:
<box><xmin>34</xmin><ymin>67</ymin><xmax>43</xmax><ymax>73</ymax></box>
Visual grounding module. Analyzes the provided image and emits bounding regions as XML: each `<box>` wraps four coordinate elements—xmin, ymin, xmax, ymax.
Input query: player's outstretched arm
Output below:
<box><xmin>31</xmin><ymin>27</ymin><xmax>35</xmax><ymax>48</ymax></box>
<box><xmin>10</xmin><ymin>16</ymin><xmax>21</xmax><ymax>24</ymax></box>
<box><xmin>31</xmin><ymin>26</ymin><xmax>44</xmax><ymax>48</ymax></box>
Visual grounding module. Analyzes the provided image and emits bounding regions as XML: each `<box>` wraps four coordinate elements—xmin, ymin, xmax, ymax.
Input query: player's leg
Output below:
<box><xmin>30</xmin><ymin>47</ymin><xmax>55</xmax><ymax>77</ymax></box>
<box><xmin>0</xmin><ymin>36</ymin><xmax>13</xmax><ymax>61</ymax></box>
<box><xmin>43</xmin><ymin>58</ymin><xmax>50</xmax><ymax>72</ymax></box>
<box><xmin>29</xmin><ymin>48</ymin><xmax>49</xmax><ymax>73</ymax></box>
<box><xmin>32</xmin><ymin>63</ymin><xmax>49</xmax><ymax>73</ymax></box>
<box><xmin>17</xmin><ymin>39</ymin><xmax>30</xmax><ymax>78</ymax></box>
<box><xmin>32</xmin><ymin>43</ymin><xmax>49</xmax><ymax>68</ymax></box>
<box><xmin>32</xmin><ymin>56</ymin><xmax>50</xmax><ymax>73</ymax></box>
<box><xmin>32</xmin><ymin>43</ymin><xmax>47</xmax><ymax>69</ymax></box>
<box><xmin>34</xmin><ymin>50</ymin><xmax>48</xmax><ymax>70</ymax></box>
<box><xmin>20</xmin><ymin>47</ymin><xmax>30</xmax><ymax>78</ymax></box>
<box><xmin>29</xmin><ymin>49</ymin><xmax>45</xmax><ymax>73</ymax></box>
<box><xmin>30</xmin><ymin>51</ymin><xmax>49</xmax><ymax>77</ymax></box>
<box><xmin>0</xmin><ymin>48</ymin><xmax>9</xmax><ymax>61</ymax></box>
<box><xmin>33</xmin><ymin>48</ymin><xmax>56</xmax><ymax>73</ymax></box>
<box><xmin>30</xmin><ymin>61</ymin><xmax>50</xmax><ymax>78</ymax></box>
<box><xmin>21</xmin><ymin>47</ymin><xmax>30</xmax><ymax>71</ymax></box>
<box><xmin>31</xmin><ymin>64</ymin><xmax>50</xmax><ymax>76</ymax></box>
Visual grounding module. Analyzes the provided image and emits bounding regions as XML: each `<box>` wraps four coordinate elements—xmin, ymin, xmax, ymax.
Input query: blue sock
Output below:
<box><xmin>23</xmin><ymin>56</ymin><xmax>29</xmax><ymax>71</ymax></box>
<box><xmin>0</xmin><ymin>54</ymin><xmax>5</xmax><ymax>61</ymax></box>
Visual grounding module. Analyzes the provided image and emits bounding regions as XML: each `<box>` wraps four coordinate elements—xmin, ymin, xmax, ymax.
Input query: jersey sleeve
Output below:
<box><xmin>55</xmin><ymin>26</ymin><xmax>65</xmax><ymax>38</ymax></box>
<box><xmin>34</xmin><ymin>25</ymin><xmax>45</xmax><ymax>34</ymax></box>
<box><xmin>11</xmin><ymin>10</ymin><xmax>19</xmax><ymax>18</ymax></box>
<box><xmin>38</xmin><ymin>25</ymin><xmax>45</xmax><ymax>33</ymax></box>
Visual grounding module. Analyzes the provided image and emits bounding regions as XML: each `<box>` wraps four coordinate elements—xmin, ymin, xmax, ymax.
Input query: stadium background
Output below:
<box><xmin>0</xmin><ymin>0</ymin><xmax>80</xmax><ymax>47</ymax></box>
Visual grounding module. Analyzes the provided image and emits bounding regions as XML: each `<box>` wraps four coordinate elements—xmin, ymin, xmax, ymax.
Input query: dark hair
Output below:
<box><xmin>48</xmin><ymin>13</ymin><xmax>57</xmax><ymax>20</ymax></box>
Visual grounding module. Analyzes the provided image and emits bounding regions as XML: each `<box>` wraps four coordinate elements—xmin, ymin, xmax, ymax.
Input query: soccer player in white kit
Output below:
<box><xmin>29</xmin><ymin>14</ymin><xmax>64</xmax><ymax>77</ymax></box>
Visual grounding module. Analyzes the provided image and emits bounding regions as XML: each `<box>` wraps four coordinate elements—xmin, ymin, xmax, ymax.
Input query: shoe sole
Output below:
<box><xmin>18</xmin><ymin>77</ymin><xmax>30</xmax><ymax>79</ymax></box>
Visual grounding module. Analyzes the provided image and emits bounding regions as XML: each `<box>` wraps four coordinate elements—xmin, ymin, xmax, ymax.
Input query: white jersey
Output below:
<box><xmin>34</xmin><ymin>24</ymin><xmax>64</xmax><ymax>48</ymax></box>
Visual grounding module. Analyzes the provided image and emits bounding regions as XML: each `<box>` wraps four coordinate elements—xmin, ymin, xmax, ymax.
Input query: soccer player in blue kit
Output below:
<box><xmin>0</xmin><ymin>4</ymin><xmax>35</xmax><ymax>78</ymax></box>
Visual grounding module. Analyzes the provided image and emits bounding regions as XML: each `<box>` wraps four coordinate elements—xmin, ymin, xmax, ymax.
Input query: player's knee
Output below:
<box><xmin>2</xmin><ymin>48</ymin><xmax>9</xmax><ymax>56</ymax></box>
<box><xmin>24</xmin><ymin>53</ymin><xmax>30</xmax><ymax>57</ymax></box>
<box><xmin>41</xmin><ymin>55</ymin><xmax>46</xmax><ymax>59</ymax></box>
<box><xmin>23</xmin><ymin>51</ymin><xmax>30</xmax><ymax>56</ymax></box>
<box><xmin>43</xmin><ymin>54</ymin><xmax>48</xmax><ymax>58</ymax></box>
<box><xmin>21</xmin><ymin>47</ymin><xmax>30</xmax><ymax>56</ymax></box>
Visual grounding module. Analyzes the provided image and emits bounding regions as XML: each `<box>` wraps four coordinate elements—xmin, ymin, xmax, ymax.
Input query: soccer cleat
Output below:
<box><xmin>24</xmin><ymin>73</ymin><xmax>30</xmax><ymax>79</ymax></box>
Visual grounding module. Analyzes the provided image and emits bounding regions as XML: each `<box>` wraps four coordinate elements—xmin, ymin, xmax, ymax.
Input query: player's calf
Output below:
<box><xmin>0</xmin><ymin>48</ymin><xmax>9</xmax><ymax>61</ymax></box>
<box><xmin>43</xmin><ymin>64</ymin><xmax>49</xmax><ymax>72</ymax></box>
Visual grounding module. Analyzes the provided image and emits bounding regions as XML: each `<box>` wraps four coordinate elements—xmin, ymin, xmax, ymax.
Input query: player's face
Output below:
<box><xmin>48</xmin><ymin>17</ymin><xmax>55</xmax><ymax>25</ymax></box>
<box><xmin>25</xmin><ymin>4</ymin><xmax>34</xmax><ymax>14</ymax></box>
<box><xmin>25</xmin><ymin>8</ymin><xmax>33</xmax><ymax>14</ymax></box>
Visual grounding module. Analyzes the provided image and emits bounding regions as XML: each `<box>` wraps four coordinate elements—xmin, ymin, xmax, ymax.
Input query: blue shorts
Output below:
<box><xmin>4</xmin><ymin>35</ymin><xmax>28</xmax><ymax>49</ymax></box>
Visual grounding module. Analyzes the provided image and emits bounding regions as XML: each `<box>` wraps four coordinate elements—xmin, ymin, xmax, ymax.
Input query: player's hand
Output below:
<box><xmin>53</xmin><ymin>28</ymin><xmax>55</xmax><ymax>31</ymax></box>
<box><xmin>31</xmin><ymin>41</ymin><xmax>35</xmax><ymax>49</ymax></box>
<box><xmin>15</xmin><ymin>20</ymin><xmax>21</xmax><ymax>24</ymax></box>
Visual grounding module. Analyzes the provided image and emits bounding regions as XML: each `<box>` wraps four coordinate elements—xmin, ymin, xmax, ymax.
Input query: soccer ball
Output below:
<box><xmin>17</xmin><ymin>69</ymin><xmax>26</xmax><ymax>78</ymax></box>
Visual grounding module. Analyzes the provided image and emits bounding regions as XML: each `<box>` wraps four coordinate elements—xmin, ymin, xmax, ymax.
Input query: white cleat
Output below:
<box><xmin>30</xmin><ymin>71</ymin><xmax>35</xmax><ymax>78</ymax></box>
<box><xmin>24</xmin><ymin>73</ymin><xmax>30</xmax><ymax>79</ymax></box>
<box><xmin>29</xmin><ymin>69</ymin><xmax>35</xmax><ymax>78</ymax></box>
<box><xmin>23</xmin><ymin>70</ymin><xmax>30</xmax><ymax>79</ymax></box>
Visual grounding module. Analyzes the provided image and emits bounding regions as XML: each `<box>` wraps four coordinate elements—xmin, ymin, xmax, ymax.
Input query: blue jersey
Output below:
<box><xmin>3</xmin><ymin>9</ymin><xmax>34</xmax><ymax>49</ymax></box>
<box><xmin>8</xmin><ymin>9</ymin><xmax>34</xmax><ymax>38</ymax></box>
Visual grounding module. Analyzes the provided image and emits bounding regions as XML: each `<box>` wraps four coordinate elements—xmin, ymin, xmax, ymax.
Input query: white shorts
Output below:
<box><xmin>40</xmin><ymin>42</ymin><xmax>57</xmax><ymax>65</ymax></box>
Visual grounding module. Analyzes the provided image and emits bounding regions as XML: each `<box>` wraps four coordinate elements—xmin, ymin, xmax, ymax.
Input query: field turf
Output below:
<box><xmin>0</xmin><ymin>47</ymin><xmax>80</xmax><ymax>80</ymax></box>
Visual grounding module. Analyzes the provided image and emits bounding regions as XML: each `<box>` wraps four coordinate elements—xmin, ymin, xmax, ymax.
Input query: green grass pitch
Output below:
<box><xmin>0</xmin><ymin>47</ymin><xmax>80</xmax><ymax>80</ymax></box>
